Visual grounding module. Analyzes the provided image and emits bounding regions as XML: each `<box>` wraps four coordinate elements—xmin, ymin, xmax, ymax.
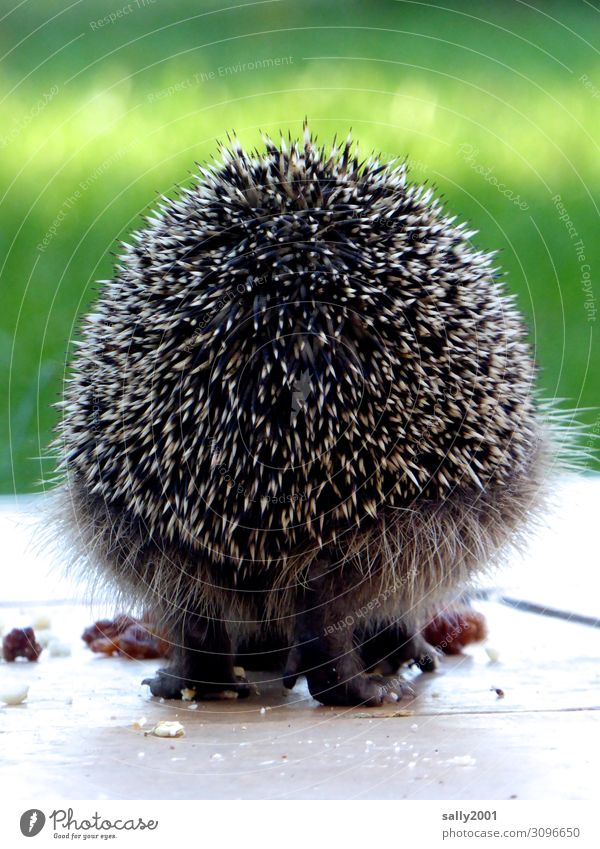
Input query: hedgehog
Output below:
<box><xmin>50</xmin><ymin>125</ymin><xmax>553</xmax><ymax>706</ymax></box>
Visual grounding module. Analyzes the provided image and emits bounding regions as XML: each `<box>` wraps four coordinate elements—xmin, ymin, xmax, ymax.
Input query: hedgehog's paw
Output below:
<box><xmin>142</xmin><ymin>665</ymin><xmax>250</xmax><ymax>701</ymax></box>
<box><xmin>286</xmin><ymin>648</ymin><xmax>411</xmax><ymax>707</ymax></box>
<box><xmin>308</xmin><ymin>663</ymin><xmax>411</xmax><ymax>707</ymax></box>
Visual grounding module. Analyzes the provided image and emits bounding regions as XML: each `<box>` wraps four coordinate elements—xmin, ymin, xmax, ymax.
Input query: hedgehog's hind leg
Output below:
<box><xmin>283</xmin><ymin>564</ymin><xmax>410</xmax><ymax>707</ymax></box>
<box><xmin>142</xmin><ymin>614</ymin><xmax>250</xmax><ymax>701</ymax></box>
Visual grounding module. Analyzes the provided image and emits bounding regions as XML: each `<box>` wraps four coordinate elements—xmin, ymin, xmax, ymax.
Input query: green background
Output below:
<box><xmin>1</xmin><ymin>0</ymin><xmax>599</xmax><ymax>493</ymax></box>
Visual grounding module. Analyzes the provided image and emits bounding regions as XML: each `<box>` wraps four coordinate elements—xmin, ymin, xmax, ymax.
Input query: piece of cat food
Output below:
<box><xmin>81</xmin><ymin>615</ymin><xmax>138</xmax><ymax>645</ymax></box>
<box><xmin>83</xmin><ymin>616</ymin><xmax>169</xmax><ymax>658</ymax></box>
<box><xmin>423</xmin><ymin>608</ymin><xmax>487</xmax><ymax>655</ymax></box>
<box><xmin>2</xmin><ymin>627</ymin><xmax>43</xmax><ymax>662</ymax></box>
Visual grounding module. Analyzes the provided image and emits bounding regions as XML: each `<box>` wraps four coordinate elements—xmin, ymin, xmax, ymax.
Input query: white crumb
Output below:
<box><xmin>48</xmin><ymin>639</ymin><xmax>72</xmax><ymax>657</ymax></box>
<box><xmin>35</xmin><ymin>630</ymin><xmax>54</xmax><ymax>649</ymax></box>
<box><xmin>486</xmin><ymin>647</ymin><xmax>500</xmax><ymax>663</ymax></box>
<box><xmin>32</xmin><ymin>613</ymin><xmax>51</xmax><ymax>631</ymax></box>
<box><xmin>147</xmin><ymin>720</ymin><xmax>185</xmax><ymax>738</ymax></box>
<box><xmin>0</xmin><ymin>684</ymin><xmax>29</xmax><ymax>705</ymax></box>
<box><xmin>449</xmin><ymin>755</ymin><xmax>477</xmax><ymax>766</ymax></box>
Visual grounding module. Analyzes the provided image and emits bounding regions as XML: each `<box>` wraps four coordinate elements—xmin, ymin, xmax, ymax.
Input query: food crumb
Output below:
<box><xmin>216</xmin><ymin>690</ymin><xmax>238</xmax><ymax>700</ymax></box>
<box><xmin>32</xmin><ymin>613</ymin><xmax>52</xmax><ymax>631</ymax></box>
<box><xmin>486</xmin><ymin>647</ymin><xmax>500</xmax><ymax>663</ymax></box>
<box><xmin>0</xmin><ymin>684</ymin><xmax>29</xmax><ymax>705</ymax></box>
<box><xmin>147</xmin><ymin>720</ymin><xmax>185</xmax><ymax>738</ymax></box>
<box><xmin>35</xmin><ymin>630</ymin><xmax>54</xmax><ymax>649</ymax></box>
<box><xmin>2</xmin><ymin>627</ymin><xmax>42</xmax><ymax>662</ymax></box>
<box><xmin>491</xmin><ymin>687</ymin><xmax>505</xmax><ymax>698</ymax></box>
<box><xmin>181</xmin><ymin>688</ymin><xmax>196</xmax><ymax>701</ymax></box>
<box><xmin>449</xmin><ymin>755</ymin><xmax>476</xmax><ymax>766</ymax></box>
<box><xmin>48</xmin><ymin>639</ymin><xmax>72</xmax><ymax>658</ymax></box>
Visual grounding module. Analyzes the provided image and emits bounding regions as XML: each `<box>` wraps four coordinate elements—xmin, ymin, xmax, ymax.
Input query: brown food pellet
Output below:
<box><xmin>81</xmin><ymin>614</ymin><xmax>137</xmax><ymax>645</ymax></box>
<box><xmin>84</xmin><ymin>615</ymin><xmax>169</xmax><ymax>659</ymax></box>
<box><xmin>112</xmin><ymin>624</ymin><xmax>170</xmax><ymax>659</ymax></box>
<box><xmin>2</xmin><ymin>627</ymin><xmax>43</xmax><ymax>662</ymax></box>
<box><xmin>423</xmin><ymin>607</ymin><xmax>488</xmax><ymax>655</ymax></box>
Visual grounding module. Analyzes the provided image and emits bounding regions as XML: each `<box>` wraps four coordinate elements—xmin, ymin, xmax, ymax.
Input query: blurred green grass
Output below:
<box><xmin>1</xmin><ymin>0</ymin><xmax>599</xmax><ymax>493</ymax></box>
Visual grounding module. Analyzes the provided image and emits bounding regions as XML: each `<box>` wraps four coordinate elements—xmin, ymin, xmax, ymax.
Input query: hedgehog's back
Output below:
<box><xmin>56</xmin><ymin>130</ymin><xmax>543</xmax><ymax>579</ymax></box>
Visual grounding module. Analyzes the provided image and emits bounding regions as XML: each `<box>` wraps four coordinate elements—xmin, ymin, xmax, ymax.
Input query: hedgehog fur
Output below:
<box><xmin>50</xmin><ymin>126</ymin><xmax>553</xmax><ymax>705</ymax></box>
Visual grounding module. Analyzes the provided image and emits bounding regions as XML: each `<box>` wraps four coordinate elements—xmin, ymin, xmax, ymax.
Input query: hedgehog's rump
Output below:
<box><xmin>52</xmin><ymin>426</ymin><xmax>548</xmax><ymax>639</ymax></box>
